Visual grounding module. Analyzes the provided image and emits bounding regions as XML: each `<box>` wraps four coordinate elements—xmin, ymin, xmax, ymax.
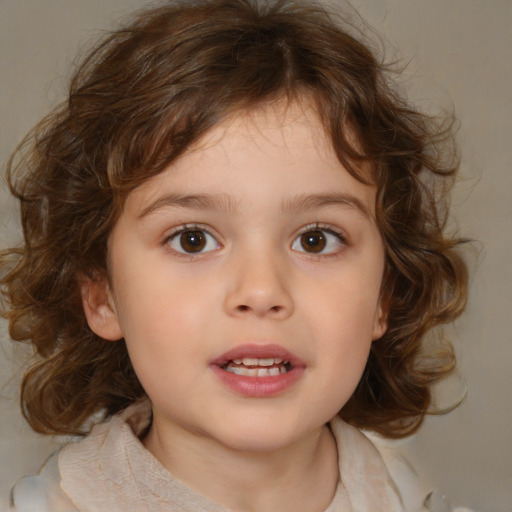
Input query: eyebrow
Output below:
<box><xmin>138</xmin><ymin>191</ymin><xmax>371</xmax><ymax>219</ymax></box>
<box><xmin>281</xmin><ymin>193</ymin><xmax>372</xmax><ymax>219</ymax></box>
<box><xmin>139</xmin><ymin>193</ymin><xmax>239</xmax><ymax>218</ymax></box>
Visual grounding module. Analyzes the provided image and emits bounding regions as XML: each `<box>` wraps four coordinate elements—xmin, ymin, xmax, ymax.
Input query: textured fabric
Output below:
<box><xmin>9</xmin><ymin>400</ymin><xmax>403</xmax><ymax>512</ymax></box>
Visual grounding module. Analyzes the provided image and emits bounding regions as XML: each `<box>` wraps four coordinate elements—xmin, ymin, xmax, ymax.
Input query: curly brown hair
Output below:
<box><xmin>1</xmin><ymin>0</ymin><xmax>467</xmax><ymax>438</ymax></box>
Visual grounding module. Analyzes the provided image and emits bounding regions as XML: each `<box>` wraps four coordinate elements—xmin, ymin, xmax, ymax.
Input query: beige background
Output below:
<box><xmin>1</xmin><ymin>1</ymin><xmax>511</xmax><ymax>510</ymax></box>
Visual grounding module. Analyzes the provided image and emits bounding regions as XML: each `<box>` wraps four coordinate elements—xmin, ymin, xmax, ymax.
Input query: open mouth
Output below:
<box><xmin>222</xmin><ymin>357</ymin><xmax>292</xmax><ymax>377</ymax></box>
<box><xmin>211</xmin><ymin>345</ymin><xmax>304</xmax><ymax>396</ymax></box>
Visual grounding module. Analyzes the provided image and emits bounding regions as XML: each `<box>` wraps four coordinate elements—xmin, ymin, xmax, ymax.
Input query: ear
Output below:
<box><xmin>371</xmin><ymin>300</ymin><xmax>388</xmax><ymax>341</ymax></box>
<box><xmin>80</xmin><ymin>274</ymin><xmax>123</xmax><ymax>341</ymax></box>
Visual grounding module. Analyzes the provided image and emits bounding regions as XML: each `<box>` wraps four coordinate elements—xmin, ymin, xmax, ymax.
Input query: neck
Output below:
<box><xmin>143</xmin><ymin>419</ymin><xmax>339</xmax><ymax>512</ymax></box>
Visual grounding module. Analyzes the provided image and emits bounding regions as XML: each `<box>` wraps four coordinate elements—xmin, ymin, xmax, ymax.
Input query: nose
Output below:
<box><xmin>223</xmin><ymin>251</ymin><xmax>294</xmax><ymax>320</ymax></box>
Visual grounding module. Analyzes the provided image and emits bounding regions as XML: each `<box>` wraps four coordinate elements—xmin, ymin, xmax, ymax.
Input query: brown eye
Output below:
<box><xmin>167</xmin><ymin>228</ymin><xmax>219</xmax><ymax>254</ymax></box>
<box><xmin>299</xmin><ymin>230</ymin><xmax>326</xmax><ymax>253</ymax></box>
<box><xmin>180</xmin><ymin>230</ymin><xmax>206</xmax><ymax>253</ymax></box>
<box><xmin>292</xmin><ymin>227</ymin><xmax>345</xmax><ymax>255</ymax></box>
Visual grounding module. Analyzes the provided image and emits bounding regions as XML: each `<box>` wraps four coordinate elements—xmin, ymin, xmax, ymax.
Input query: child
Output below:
<box><xmin>1</xmin><ymin>0</ymin><xmax>469</xmax><ymax>510</ymax></box>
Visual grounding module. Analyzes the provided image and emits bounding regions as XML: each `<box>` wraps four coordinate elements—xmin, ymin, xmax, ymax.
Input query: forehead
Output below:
<box><xmin>168</xmin><ymin>100</ymin><xmax>330</xmax><ymax>176</ymax></box>
<box><xmin>124</xmin><ymin>99</ymin><xmax>376</xmax><ymax>216</ymax></box>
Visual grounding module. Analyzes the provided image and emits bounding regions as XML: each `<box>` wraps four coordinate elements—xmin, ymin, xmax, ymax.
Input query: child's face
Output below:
<box><xmin>84</xmin><ymin>100</ymin><xmax>387</xmax><ymax>453</ymax></box>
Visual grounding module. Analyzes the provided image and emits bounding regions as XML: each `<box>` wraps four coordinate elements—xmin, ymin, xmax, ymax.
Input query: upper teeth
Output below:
<box><xmin>232</xmin><ymin>357</ymin><xmax>285</xmax><ymax>367</ymax></box>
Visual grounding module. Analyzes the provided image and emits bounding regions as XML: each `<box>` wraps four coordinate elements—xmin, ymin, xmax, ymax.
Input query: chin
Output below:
<box><xmin>210</xmin><ymin>418</ymin><xmax>311</xmax><ymax>454</ymax></box>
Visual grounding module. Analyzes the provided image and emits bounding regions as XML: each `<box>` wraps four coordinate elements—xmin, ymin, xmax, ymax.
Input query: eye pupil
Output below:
<box><xmin>300</xmin><ymin>230</ymin><xmax>326</xmax><ymax>253</ymax></box>
<box><xmin>180</xmin><ymin>230</ymin><xmax>206</xmax><ymax>253</ymax></box>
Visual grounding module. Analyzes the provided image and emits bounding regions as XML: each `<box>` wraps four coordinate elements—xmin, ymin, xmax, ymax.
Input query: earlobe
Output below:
<box><xmin>80</xmin><ymin>275</ymin><xmax>123</xmax><ymax>341</ymax></box>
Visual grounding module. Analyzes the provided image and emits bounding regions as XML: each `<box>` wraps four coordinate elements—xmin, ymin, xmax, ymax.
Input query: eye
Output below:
<box><xmin>291</xmin><ymin>227</ymin><xmax>345</xmax><ymax>255</ymax></box>
<box><xmin>167</xmin><ymin>227</ymin><xmax>220</xmax><ymax>254</ymax></box>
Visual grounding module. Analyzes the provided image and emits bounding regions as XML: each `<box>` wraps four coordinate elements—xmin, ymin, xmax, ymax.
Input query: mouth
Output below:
<box><xmin>221</xmin><ymin>357</ymin><xmax>293</xmax><ymax>377</ymax></box>
<box><xmin>210</xmin><ymin>344</ymin><xmax>304</xmax><ymax>397</ymax></box>
<box><xmin>211</xmin><ymin>344</ymin><xmax>302</xmax><ymax>374</ymax></box>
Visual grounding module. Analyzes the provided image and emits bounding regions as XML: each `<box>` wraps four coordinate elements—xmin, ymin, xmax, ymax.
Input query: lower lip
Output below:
<box><xmin>210</xmin><ymin>365</ymin><xmax>305</xmax><ymax>397</ymax></box>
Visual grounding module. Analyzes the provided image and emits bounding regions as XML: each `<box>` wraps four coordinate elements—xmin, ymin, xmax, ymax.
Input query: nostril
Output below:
<box><xmin>236</xmin><ymin>304</ymin><xmax>283</xmax><ymax>313</ymax></box>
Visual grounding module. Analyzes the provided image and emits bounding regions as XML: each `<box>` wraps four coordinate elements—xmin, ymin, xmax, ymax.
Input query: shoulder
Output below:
<box><xmin>8</xmin><ymin>402</ymin><xmax>149</xmax><ymax>512</ymax></box>
<box><xmin>9</xmin><ymin>451</ymin><xmax>77</xmax><ymax>512</ymax></box>
<box><xmin>329</xmin><ymin>417</ymin><xmax>404</xmax><ymax>511</ymax></box>
<box><xmin>362</xmin><ymin>428</ymin><xmax>480</xmax><ymax>512</ymax></box>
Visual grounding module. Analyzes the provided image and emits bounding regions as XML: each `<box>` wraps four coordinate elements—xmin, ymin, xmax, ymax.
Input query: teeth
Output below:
<box><xmin>225</xmin><ymin>363</ymin><xmax>289</xmax><ymax>377</ymax></box>
<box><xmin>223</xmin><ymin>356</ymin><xmax>291</xmax><ymax>377</ymax></box>
<box><xmin>239</xmin><ymin>357</ymin><xmax>284</xmax><ymax>367</ymax></box>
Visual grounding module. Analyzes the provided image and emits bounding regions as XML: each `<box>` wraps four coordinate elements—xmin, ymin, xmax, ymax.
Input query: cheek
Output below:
<box><xmin>112</xmin><ymin>271</ymin><xmax>216</xmax><ymax>361</ymax></box>
<box><xmin>306</xmin><ymin>273</ymin><xmax>382</xmax><ymax>335</ymax></box>
<box><xmin>304</xmin><ymin>280</ymin><xmax>380</xmax><ymax>380</ymax></box>
<box><xmin>112</xmin><ymin>254</ymin><xmax>209</xmax><ymax>324</ymax></box>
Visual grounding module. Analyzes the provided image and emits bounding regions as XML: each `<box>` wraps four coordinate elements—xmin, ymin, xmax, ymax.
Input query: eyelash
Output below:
<box><xmin>291</xmin><ymin>223</ymin><xmax>348</xmax><ymax>256</ymax></box>
<box><xmin>163</xmin><ymin>223</ymin><xmax>348</xmax><ymax>257</ymax></box>
<box><xmin>164</xmin><ymin>224</ymin><xmax>221</xmax><ymax>257</ymax></box>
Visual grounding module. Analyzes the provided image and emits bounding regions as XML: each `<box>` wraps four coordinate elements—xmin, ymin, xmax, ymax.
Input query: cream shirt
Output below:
<box><xmin>9</xmin><ymin>400</ymin><xmax>406</xmax><ymax>512</ymax></box>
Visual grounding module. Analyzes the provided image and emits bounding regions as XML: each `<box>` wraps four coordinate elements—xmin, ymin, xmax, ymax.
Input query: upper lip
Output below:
<box><xmin>210</xmin><ymin>343</ymin><xmax>305</xmax><ymax>368</ymax></box>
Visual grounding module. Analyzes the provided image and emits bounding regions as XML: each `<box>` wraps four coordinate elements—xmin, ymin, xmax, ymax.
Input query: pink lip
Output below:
<box><xmin>209</xmin><ymin>343</ymin><xmax>305</xmax><ymax>398</ymax></box>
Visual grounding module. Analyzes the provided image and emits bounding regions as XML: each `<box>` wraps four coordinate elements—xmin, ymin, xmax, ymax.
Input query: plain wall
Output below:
<box><xmin>1</xmin><ymin>1</ymin><xmax>511</xmax><ymax>510</ymax></box>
